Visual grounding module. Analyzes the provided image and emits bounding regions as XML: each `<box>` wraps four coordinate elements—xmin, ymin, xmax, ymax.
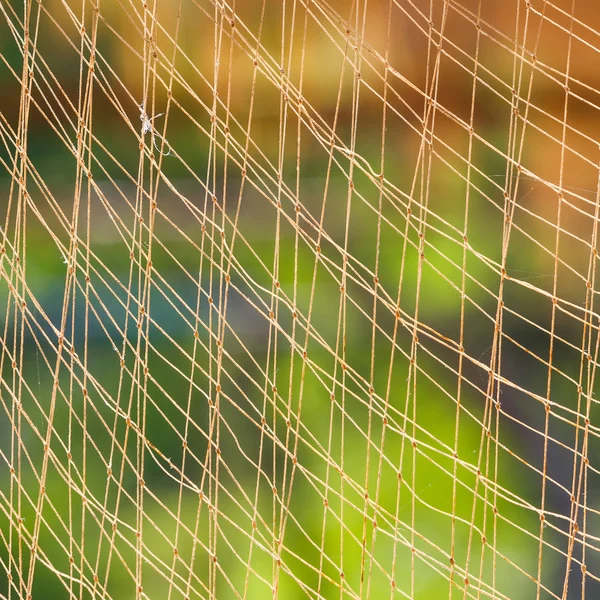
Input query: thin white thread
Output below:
<box><xmin>139</xmin><ymin>102</ymin><xmax>171</xmax><ymax>156</ymax></box>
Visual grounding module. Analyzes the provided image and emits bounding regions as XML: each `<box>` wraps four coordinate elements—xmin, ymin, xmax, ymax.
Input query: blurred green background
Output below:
<box><xmin>2</xmin><ymin>0</ymin><xmax>600</xmax><ymax>598</ymax></box>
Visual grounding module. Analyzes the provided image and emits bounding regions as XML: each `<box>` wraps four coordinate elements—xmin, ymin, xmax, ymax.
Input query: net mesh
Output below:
<box><xmin>1</xmin><ymin>0</ymin><xmax>599</xmax><ymax>598</ymax></box>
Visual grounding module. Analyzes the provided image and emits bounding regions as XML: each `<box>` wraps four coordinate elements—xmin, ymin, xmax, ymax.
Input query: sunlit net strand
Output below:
<box><xmin>3</xmin><ymin>300</ymin><xmax>584</xmax><ymax>564</ymax></box>
<box><xmin>1</xmin><ymin>372</ymin><xmax>528</xmax><ymax>596</ymax></box>
<box><xmin>1</xmin><ymin>0</ymin><xmax>596</xmax><ymax>239</ymax></box>
<box><xmin>0</xmin><ymin>262</ymin><xmax>592</xmax><ymax>596</ymax></box>
<box><xmin>380</xmin><ymin>1</ymin><xmax>592</xmax><ymax>596</ymax></box>
<box><xmin>310</xmin><ymin>0</ymin><xmax>600</xmax><ymax>179</ymax></box>
<box><xmin>325</xmin><ymin>3</ymin><xmax>380</xmax><ymax>595</ymax></box>
<box><xmin>475</xmin><ymin>3</ymin><xmax>600</xmax><ymax>597</ymax></box>
<box><xmin>92</xmin><ymin>21</ymin><xmax>600</xmax><ymax>312</ymax></box>
<box><xmin>204</xmin><ymin>11</ymin><xmax>279</xmax><ymax>593</ymax></box>
<box><xmin>402</xmin><ymin>6</ymin><xmax>465</xmax><ymax>595</ymax></box>
<box><xmin>5</xmin><ymin>0</ymin><xmax>600</xmax><ymax>309</ymax></box>
<box><xmin>2</xmin><ymin>170</ymin><xmax>562</xmax><ymax>485</ymax></box>
<box><xmin>3</xmin><ymin>81</ymin><xmax>593</xmax><ymax>353</ymax></box>
<box><xmin>0</xmin><ymin>212</ymin><xmax>552</xmax><ymax>600</ymax></box>
<box><xmin>512</xmin><ymin>5</ymin><xmax>600</xmax><ymax>597</ymax></box>
<box><xmin>3</xmin><ymin>1</ymin><xmax>600</xmax><ymax>600</ymax></box>
<box><xmin>0</xmin><ymin>1</ymin><xmax>584</xmax><ymax>502</ymax></box>
<box><xmin>0</xmin><ymin>96</ymin><xmax>544</xmax><ymax>474</ymax></box>
<box><xmin>451</xmin><ymin>4</ymin><xmax>487</xmax><ymax>584</ymax></box>
<box><xmin>2</xmin><ymin>49</ymin><xmax>596</xmax><ymax>414</ymax></box>
<box><xmin>462</xmin><ymin>12</ymin><xmax>521</xmax><ymax>599</ymax></box>
<box><xmin>213</xmin><ymin>0</ymin><xmax>351</xmax><ymax>593</ymax></box>
<box><xmin>3</xmin><ymin>8</ymin><xmax>47</xmax><ymax>596</ymax></box>
<box><xmin>134</xmin><ymin>0</ymin><xmax>195</xmax><ymax>588</ymax></box>
<box><xmin>7</xmin><ymin>253</ymin><xmax>584</xmax><ymax>564</ymax></box>
<box><xmin>31</xmin><ymin>0</ymin><xmax>600</xmax><ymax>243</ymax></box>
<box><xmin>0</xmin><ymin>1</ymin><xmax>584</xmax><ymax>516</ymax></box>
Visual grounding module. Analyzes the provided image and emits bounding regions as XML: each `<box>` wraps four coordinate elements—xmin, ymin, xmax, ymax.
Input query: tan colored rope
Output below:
<box><xmin>2</xmin><ymin>0</ymin><xmax>600</xmax><ymax>598</ymax></box>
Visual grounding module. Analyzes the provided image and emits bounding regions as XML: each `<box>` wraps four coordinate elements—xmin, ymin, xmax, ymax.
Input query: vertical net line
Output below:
<box><xmin>546</xmin><ymin>2</ymin><xmax>575</xmax><ymax>598</ymax></box>
<box><xmin>364</xmin><ymin>0</ymin><xmax>393</xmax><ymax>596</ymax></box>
<box><xmin>20</xmin><ymin>2</ymin><xmax>50</xmax><ymax>597</ymax></box>
<box><xmin>450</xmin><ymin>0</ymin><xmax>482</xmax><ymax>596</ymax></box>
<box><xmin>460</xmin><ymin>0</ymin><xmax>529</xmax><ymax>592</ymax></box>
<box><xmin>70</xmin><ymin>0</ymin><xmax>100</xmax><ymax>595</ymax></box>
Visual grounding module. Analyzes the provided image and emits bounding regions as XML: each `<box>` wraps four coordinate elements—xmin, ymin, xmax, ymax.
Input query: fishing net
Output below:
<box><xmin>1</xmin><ymin>0</ymin><xmax>599</xmax><ymax>598</ymax></box>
